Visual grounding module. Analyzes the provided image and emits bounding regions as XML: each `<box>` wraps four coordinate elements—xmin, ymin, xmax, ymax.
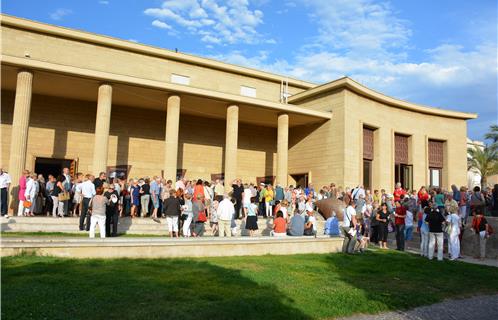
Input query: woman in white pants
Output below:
<box><xmin>446</xmin><ymin>210</ymin><xmax>461</xmax><ymax>260</ymax></box>
<box><xmin>182</xmin><ymin>193</ymin><xmax>193</xmax><ymax>237</ymax></box>
<box><xmin>419</xmin><ymin>209</ymin><xmax>430</xmax><ymax>257</ymax></box>
<box><xmin>89</xmin><ymin>186</ymin><xmax>108</xmax><ymax>238</ymax></box>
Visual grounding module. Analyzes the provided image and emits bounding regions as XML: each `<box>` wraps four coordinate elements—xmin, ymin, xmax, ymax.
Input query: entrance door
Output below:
<box><xmin>290</xmin><ymin>173</ymin><xmax>309</xmax><ymax>188</ymax></box>
<box><xmin>395</xmin><ymin>164</ymin><xmax>413</xmax><ymax>191</ymax></box>
<box><xmin>34</xmin><ymin>157</ymin><xmax>76</xmax><ymax>180</ymax></box>
<box><xmin>363</xmin><ymin>160</ymin><xmax>372</xmax><ymax>190</ymax></box>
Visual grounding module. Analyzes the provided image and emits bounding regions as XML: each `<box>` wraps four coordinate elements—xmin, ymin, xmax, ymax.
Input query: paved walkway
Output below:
<box><xmin>338</xmin><ymin>294</ymin><xmax>498</xmax><ymax>320</ymax></box>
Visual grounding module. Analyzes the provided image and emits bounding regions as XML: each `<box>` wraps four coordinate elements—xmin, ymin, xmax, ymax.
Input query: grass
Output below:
<box><xmin>2</xmin><ymin>250</ymin><xmax>498</xmax><ymax>320</ymax></box>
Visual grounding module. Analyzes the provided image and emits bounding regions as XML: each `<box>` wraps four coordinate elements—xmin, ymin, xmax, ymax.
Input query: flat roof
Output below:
<box><xmin>0</xmin><ymin>14</ymin><xmax>315</xmax><ymax>90</ymax></box>
<box><xmin>289</xmin><ymin>77</ymin><xmax>478</xmax><ymax>120</ymax></box>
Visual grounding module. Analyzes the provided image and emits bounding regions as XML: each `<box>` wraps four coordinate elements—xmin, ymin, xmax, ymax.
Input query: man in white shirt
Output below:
<box><xmin>0</xmin><ymin>168</ymin><xmax>12</xmax><ymax>217</ymax></box>
<box><xmin>175</xmin><ymin>178</ymin><xmax>185</xmax><ymax>191</ymax></box>
<box><xmin>80</xmin><ymin>175</ymin><xmax>96</xmax><ymax>231</ymax></box>
<box><xmin>217</xmin><ymin>194</ymin><xmax>235</xmax><ymax>237</ymax></box>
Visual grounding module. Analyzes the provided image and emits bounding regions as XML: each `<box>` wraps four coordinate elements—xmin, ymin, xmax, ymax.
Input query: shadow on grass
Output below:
<box><xmin>1</xmin><ymin>256</ymin><xmax>311</xmax><ymax>320</ymax></box>
<box><xmin>325</xmin><ymin>250</ymin><xmax>498</xmax><ymax>315</ymax></box>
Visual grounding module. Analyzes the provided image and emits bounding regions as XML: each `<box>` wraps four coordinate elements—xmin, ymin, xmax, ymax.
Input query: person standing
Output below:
<box><xmin>471</xmin><ymin>211</ymin><xmax>490</xmax><ymax>260</ymax></box>
<box><xmin>446</xmin><ymin>207</ymin><xmax>461</xmax><ymax>260</ymax></box>
<box><xmin>394</xmin><ymin>200</ymin><xmax>406</xmax><ymax>251</ymax></box>
<box><xmin>426</xmin><ymin>204</ymin><xmax>445</xmax><ymax>261</ymax></box>
<box><xmin>80</xmin><ymin>174</ymin><xmax>96</xmax><ymax>231</ymax></box>
<box><xmin>182</xmin><ymin>193</ymin><xmax>193</xmax><ymax>237</ymax></box>
<box><xmin>72</xmin><ymin>173</ymin><xmax>83</xmax><ymax>217</ymax></box>
<box><xmin>244</xmin><ymin>196</ymin><xmax>259</xmax><ymax>237</ymax></box>
<box><xmin>89</xmin><ymin>187</ymin><xmax>108</xmax><ymax>238</ymax></box>
<box><xmin>150</xmin><ymin>176</ymin><xmax>161</xmax><ymax>222</ymax></box>
<box><xmin>342</xmin><ymin>198</ymin><xmax>357</xmax><ymax>253</ymax></box>
<box><xmin>376</xmin><ymin>203</ymin><xmax>390</xmax><ymax>249</ymax></box>
<box><xmin>93</xmin><ymin>172</ymin><xmax>106</xmax><ymax>189</ymax></box>
<box><xmin>139</xmin><ymin>178</ymin><xmax>151</xmax><ymax>218</ymax></box>
<box><xmin>62</xmin><ymin>167</ymin><xmax>72</xmax><ymax>217</ymax></box>
<box><xmin>393</xmin><ymin>182</ymin><xmax>406</xmax><ymax>202</ymax></box>
<box><xmin>163</xmin><ymin>189</ymin><xmax>181</xmax><ymax>238</ymax></box>
<box><xmin>0</xmin><ymin>168</ymin><xmax>11</xmax><ymax>218</ymax></box>
<box><xmin>264</xmin><ymin>184</ymin><xmax>274</xmax><ymax>217</ymax></box>
<box><xmin>104</xmin><ymin>183</ymin><xmax>120</xmax><ymax>237</ymax></box>
<box><xmin>218</xmin><ymin>194</ymin><xmax>235</xmax><ymax>237</ymax></box>
<box><xmin>24</xmin><ymin>173</ymin><xmax>38</xmax><ymax>216</ymax></box>
<box><xmin>192</xmin><ymin>193</ymin><xmax>206</xmax><ymax>237</ymax></box>
<box><xmin>419</xmin><ymin>205</ymin><xmax>430</xmax><ymax>257</ymax></box>
<box><xmin>231</xmin><ymin>179</ymin><xmax>244</xmax><ymax>219</ymax></box>
<box><xmin>130</xmin><ymin>179</ymin><xmax>140</xmax><ymax>219</ymax></box>
<box><xmin>17</xmin><ymin>170</ymin><xmax>29</xmax><ymax>216</ymax></box>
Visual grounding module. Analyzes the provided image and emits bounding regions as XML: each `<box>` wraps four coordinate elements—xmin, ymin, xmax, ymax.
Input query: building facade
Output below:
<box><xmin>1</xmin><ymin>15</ymin><xmax>476</xmax><ymax>199</ymax></box>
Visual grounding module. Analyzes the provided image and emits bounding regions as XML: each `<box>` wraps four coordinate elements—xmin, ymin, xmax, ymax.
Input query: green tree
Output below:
<box><xmin>468</xmin><ymin>145</ymin><xmax>498</xmax><ymax>188</ymax></box>
<box><xmin>484</xmin><ymin>124</ymin><xmax>498</xmax><ymax>149</ymax></box>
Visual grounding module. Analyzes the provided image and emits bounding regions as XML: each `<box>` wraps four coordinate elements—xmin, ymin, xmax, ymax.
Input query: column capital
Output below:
<box><xmin>98</xmin><ymin>82</ymin><xmax>113</xmax><ymax>88</ymax></box>
<box><xmin>17</xmin><ymin>69</ymin><xmax>33</xmax><ymax>75</ymax></box>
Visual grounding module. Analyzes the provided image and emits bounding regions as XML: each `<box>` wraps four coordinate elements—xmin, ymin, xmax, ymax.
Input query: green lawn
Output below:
<box><xmin>2</xmin><ymin>251</ymin><xmax>498</xmax><ymax>320</ymax></box>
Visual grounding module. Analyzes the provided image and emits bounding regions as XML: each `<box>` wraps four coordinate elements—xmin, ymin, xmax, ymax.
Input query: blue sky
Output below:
<box><xmin>3</xmin><ymin>0</ymin><xmax>497</xmax><ymax>141</ymax></box>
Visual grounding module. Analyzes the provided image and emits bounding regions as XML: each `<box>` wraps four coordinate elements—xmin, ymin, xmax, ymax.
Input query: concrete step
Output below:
<box><xmin>1</xmin><ymin>216</ymin><xmax>326</xmax><ymax>236</ymax></box>
<box><xmin>0</xmin><ymin>236</ymin><xmax>343</xmax><ymax>258</ymax></box>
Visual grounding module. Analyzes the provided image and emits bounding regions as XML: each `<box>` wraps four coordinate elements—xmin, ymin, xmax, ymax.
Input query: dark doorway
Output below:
<box><xmin>34</xmin><ymin>157</ymin><xmax>74</xmax><ymax>180</ymax></box>
<box><xmin>395</xmin><ymin>164</ymin><xmax>413</xmax><ymax>191</ymax></box>
<box><xmin>363</xmin><ymin>160</ymin><xmax>372</xmax><ymax>190</ymax></box>
<box><xmin>291</xmin><ymin>173</ymin><xmax>309</xmax><ymax>188</ymax></box>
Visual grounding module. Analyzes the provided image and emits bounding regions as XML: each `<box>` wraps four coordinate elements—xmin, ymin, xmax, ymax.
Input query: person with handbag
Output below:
<box><xmin>17</xmin><ymin>169</ymin><xmax>29</xmax><ymax>217</ymax></box>
<box><xmin>192</xmin><ymin>194</ymin><xmax>207</xmax><ymax>237</ymax></box>
<box><xmin>471</xmin><ymin>211</ymin><xmax>490</xmax><ymax>260</ymax></box>
<box><xmin>342</xmin><ymin>197</ymin><xmax>357</xmax><ymax>253</ymax></box>
<box><xmin>89</xmin><ymin>186</ymin><xmax>109</xmax><ymax>238</ymax></box>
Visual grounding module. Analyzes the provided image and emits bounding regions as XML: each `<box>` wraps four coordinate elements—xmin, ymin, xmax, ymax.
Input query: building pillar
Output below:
<box><xmin>224</xmin><ymin>105</ymin><xmax>239</xmax><ymax>192</ymax></box>
<box><xmin>92</xmin><ymin>84</ymin><xmax>113</xmax><ymax>175</ymax></box>
<box><xmin>8</xmin><ymin>70</ymin><xmax>33</xmax><ymax>196</ymax></box>
<box><xmin>164</xmin><ymin>95</ymin><xmax>180</xmax><ymax>182</ymax></box>
<box><xmin>276</xmin><ymin>113</ymin><xmax>289</xmax><ymax>186</ymax></box>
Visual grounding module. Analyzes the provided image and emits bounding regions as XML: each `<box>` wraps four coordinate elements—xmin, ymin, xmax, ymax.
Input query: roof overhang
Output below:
<box><xmin>289</xmin><ymin>77</ymin><xmax>478</xmax><ymax>120</ymax></box>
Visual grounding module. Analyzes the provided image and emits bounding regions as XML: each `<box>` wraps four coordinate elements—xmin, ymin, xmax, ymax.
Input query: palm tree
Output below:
<box><xmin>485</xmin><ymin>124</ymin><xmax>498</xmax><ymax>150</ymax></box>
<box><xmin>468</xmin><ymin>145</ymin><xmax>498</xmax><ymax>188</ymax></box>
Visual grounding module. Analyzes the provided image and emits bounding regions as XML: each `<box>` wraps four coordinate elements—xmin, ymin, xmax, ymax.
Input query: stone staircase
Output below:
<box><xmin>1</xmin><ymin>215</ymin><xmax>326</xmax><ymax>236</ymax></box>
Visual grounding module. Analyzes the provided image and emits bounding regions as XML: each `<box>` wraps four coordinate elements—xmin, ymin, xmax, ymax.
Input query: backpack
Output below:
<box><xmin>470</xmin><ymin>193</ymin><xmax>485</xmax><ymax>208</ymax></box>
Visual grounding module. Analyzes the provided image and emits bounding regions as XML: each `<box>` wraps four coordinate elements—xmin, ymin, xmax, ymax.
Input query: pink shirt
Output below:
<box><xmin>18</xmin><ymin>175</ymin><xmax>27</xmax><ymax>201</ymax></box>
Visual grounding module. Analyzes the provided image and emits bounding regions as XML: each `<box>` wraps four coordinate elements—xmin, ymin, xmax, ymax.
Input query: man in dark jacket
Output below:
<box><xmin>163</xmin><ymin>189</ymin><xmax>181</xmax><ymax>238</ymax></box>
<box><xmin>425</xmin><ymin>203</ymin><xmax>445</xmax><ymax>261</ymax></box>
<box><xmin>104</xmin><ymin>183</ymin><xmax>120</xmax><ymax>237</ymax></box>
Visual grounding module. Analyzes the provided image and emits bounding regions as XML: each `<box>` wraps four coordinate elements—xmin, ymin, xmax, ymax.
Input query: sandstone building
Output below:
<box><xmin>1</xmin><ymin>15</ymin><xmax>477</xmax><ymax>195</ymax></box>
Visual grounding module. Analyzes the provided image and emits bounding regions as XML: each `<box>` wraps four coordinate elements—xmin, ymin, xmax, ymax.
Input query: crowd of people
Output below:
<box><xmin>340</xmin><ymin>183</ymin><xmax>496</xmax><ymax>261</ymax></box>
<box><xmin>0</xmin><ymin>167</ymin><xmax>496</xmax><ymax>260</ymax></box>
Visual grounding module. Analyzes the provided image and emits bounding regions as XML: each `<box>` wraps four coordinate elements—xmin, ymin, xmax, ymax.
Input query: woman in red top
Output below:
<box><xmin>272</xmin><ymin>211</ymin><xmax>287</xmax><ymax>236</ymax></box>
<box><xmin>418</xmin><ymin>186</ymin><xmax>430</xmax><ymax>206</ymax></box>
<box><xmin>393</xmin><ymin>182</ymin><xmax>406</xmax><ymax>202</ymax></box>
<box><xmin>192</xmin><ymin>179</ymin><xmax>205</xmax><ymax>202</ymax></box>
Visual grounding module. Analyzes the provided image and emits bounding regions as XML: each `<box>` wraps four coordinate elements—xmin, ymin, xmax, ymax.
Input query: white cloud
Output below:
<box><xmin>144</xmin><ymin>0</ymin><xmax>268</xmax><ymax>44</ymax></box>
<box><xmin>50</xmin><ymin>8</ymin><xmax>72</xmax><ymax>21</ymax></box>
<box><xmin>152</xmin><ymin>19</ymin><xmax>172</xmax><ymax>30</ymax></box>
<box><xmin>99</xmin><ymin>1</ymin><xmax>109</xmax><ymax>5</ymax></box>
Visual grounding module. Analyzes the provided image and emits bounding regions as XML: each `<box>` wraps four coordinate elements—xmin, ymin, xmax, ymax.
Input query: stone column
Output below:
<box><xmin>92</xmin><ymin>84</ymin><xmax>113</xmax><ymax>175</ymax></box>
<box><xmin>8</xmin><ymin>70</ymin><xmax>33</xmax><ymax>194</ymax></box>
<box><xmin>224</xmin><ymin>105</ymin><xmax>239</xmax><ymax>192</ymax></box>
<box><xmin>164</xmin><ymin>95</ymin><xmax>180</xmax><ymax>182</ymax></box>
<box><xmin>276</xmin><ymin>113</ymin><xmax>289</xmax><ymax>186</ymax></box>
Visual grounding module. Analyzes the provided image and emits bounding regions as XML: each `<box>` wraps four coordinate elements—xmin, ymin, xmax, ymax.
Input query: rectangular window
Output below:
<box><xmin>429</xmin><ymin>168</ymin><xmax>441</xmax><ymax>187</ymax></box>
<box><xmin>394</xmin><ymin>134</ymin><xmax>409</xmax><ymax>164</ymax></box>
<box><xmin>170</xmin><ymin>74</ymin><xmax>190</xmax><ymax>85</ymax></box>
<box><xmin>363</xmin><ymin>128</ymin><xmax>374</xmax><ymax>160</ymax></box>
<box><xmin>428</xmin><ymin>140</ymin><xmax>444</xmax><ymax>168</ymax></box>
<box><xmin>240</xmin><ymin>85</ymin><xmax>257</xmax><ymax>98</ymax></box>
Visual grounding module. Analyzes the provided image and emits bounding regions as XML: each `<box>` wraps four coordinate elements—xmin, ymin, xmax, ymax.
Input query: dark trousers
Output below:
<box><xmin>395</xmin><ymin>224</ymin><xmax>405</xmax><ymax>250</ymax></box>
<box><xmin>0</xmin><ymin>188</ymin><xmax>8</xmax><ymax>216</ymax></box>
<box><xmin>258</xmin><ymin>202</ymin><xmax>265</xmax><ymax>217</ymax></box>
<box><xmin>80</xmin><ymin>197</ymin><xmax>91</xmax><ymax>231</ymax></box>
<box><xmin>234</xmin><ymin>198</ymin><xmax>242</xmax><ymax>219</ymax></box>
<box><xmin>370</xmin><ymin>225</ymin><xmax>379</xmax><ymax>244</ymax></box>
<box><xmin>105</xmin><ymin>208</ymin><xmax>119</xmax><ymax>236</ymax></box>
